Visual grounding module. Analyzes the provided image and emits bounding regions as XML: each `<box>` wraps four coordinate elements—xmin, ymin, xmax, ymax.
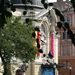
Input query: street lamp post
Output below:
<box><xmin>69</xmin><ymin>66</ymin><xmax>72</xmax><ymax>75</ymax></box>
<box><xmin>20</xmin><ymin>63</ymin><xmax>28</xmax><ymax>75</ymax></box>
<box><xmin>53</xmin><ymin>64</ymin><xmax>56</xmax><ymax>75</ymax></box>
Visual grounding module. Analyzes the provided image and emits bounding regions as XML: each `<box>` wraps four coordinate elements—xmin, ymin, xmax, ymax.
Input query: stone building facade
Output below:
<box><xmin>54</xmin><ymin>0</ymin><xmax>75</xmax><ymax>75</ymax></box>
<box><xmin>0</xmin><ymin>0</ymin><xmax>60</xmax><ymax>75</ymax></box>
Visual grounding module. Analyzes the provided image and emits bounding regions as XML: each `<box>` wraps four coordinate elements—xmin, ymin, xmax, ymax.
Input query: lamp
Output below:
<box><xmin>53</xmin><ymin>65</ymin><xmax>56</xmax><ymax>68</ymax></box>
<box><xmin>69</xmin><ymin>66</ymin><xmax>72</xmax><ymax>75</ymax></box>
<box><xmin>53</xmin><ymin>64</ymin><xmax>56</xmax><ymax>75</ymax></box>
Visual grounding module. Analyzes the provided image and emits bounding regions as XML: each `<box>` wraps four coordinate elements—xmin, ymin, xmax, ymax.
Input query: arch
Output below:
<box><xmin>41</xmin><ymin>20</ymin><xmax>49</xmax><ymax>36</ymax></box>
<box><xmin>40</xmin><ymin>20</ymin><xmax>49</xmax><ymax>57</ymax></box>
<box><xmin>16</xmin><ymin>69</ymin><xmax>23</xmax><ymax>75</ymax></box>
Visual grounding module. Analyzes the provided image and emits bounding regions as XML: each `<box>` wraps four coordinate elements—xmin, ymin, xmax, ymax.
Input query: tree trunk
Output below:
<box><xmin>3</xmin><ymin>63</ymin><xmax>11</xmax><ymax>75</ymax></box>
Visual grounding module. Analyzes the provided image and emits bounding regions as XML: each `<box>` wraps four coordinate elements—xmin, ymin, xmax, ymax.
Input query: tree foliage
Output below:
<box><xmin>0</xmin><ymin>16</ymin><xmax>38</xmax><ymax>75</ymax></box>
<box><xmin>0</xmin><ymin>16</ymin><xmax>38</xmax><ymax>63</ymax></box>
<box><xmin>0</xmin><ymin>0</ymin><xmax>38</xmax><ymax>74</ymax></box>
<box><xmin>0</xmin><ymin>0</ymin><xmax>75</xmax><ymax>74</ymax></box>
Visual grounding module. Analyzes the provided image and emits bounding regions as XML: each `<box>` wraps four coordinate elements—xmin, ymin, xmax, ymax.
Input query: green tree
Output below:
<box><xmin>0</xmin><ymin>0</ymin><xmax>38</xmax><ymax>75</ymax></box>
<box><xmin>0</xmin><ymin>16</ymin><xmax>38</xmax><ymax>75</ymax></box>
<box><xmin>0</xmin><ymin>0</ymin><xmax>75</xmax><ymax>74</ymax></box>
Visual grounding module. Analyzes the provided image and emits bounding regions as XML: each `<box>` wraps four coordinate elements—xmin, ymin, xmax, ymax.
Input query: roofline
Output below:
<box><xmin>13</xmin><ymin>4</ymin><xmax>44</xmax><ymax>9</ymax></box>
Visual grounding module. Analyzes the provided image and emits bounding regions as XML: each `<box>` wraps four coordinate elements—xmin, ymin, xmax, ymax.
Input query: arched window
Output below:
<box><xmin>16</xmin><ymin>69</ymin><xmax>23</xmax><ymax>75</ymax></box>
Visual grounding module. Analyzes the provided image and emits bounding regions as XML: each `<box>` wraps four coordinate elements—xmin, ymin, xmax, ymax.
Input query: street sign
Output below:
<box><xmin>42</xmin><ymin>69</ymin><xmax>54</xmax><ymax>75</ymax></box>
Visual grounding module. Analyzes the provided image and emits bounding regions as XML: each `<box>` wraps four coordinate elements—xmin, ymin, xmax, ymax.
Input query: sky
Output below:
<box><xmin>48</xmin><ymin>0</ymin><xmax>57</xmax><ymax>2</ymax></box>
<box><xmin>48</xmin><ymin>0</ymin><xmax>71</xmax><ymax>2</ymax></box>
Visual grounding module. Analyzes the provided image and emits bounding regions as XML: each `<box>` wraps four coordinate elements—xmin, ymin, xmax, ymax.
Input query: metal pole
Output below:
<box><xmin>70</xmin><ymin>69</ymin><xmax>71</xmax><ymax>75</ymax></box>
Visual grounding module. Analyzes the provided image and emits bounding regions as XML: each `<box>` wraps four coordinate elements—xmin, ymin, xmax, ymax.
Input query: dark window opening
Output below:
<box><xmin>67</xmin><ymin>17</ymin><xmax>70</xmax><ymax>25</ymax></box>
<box><xmin>63</xmin><ymin>32</ymin><xmax>66</xmax><ymax>39</ymax></box>
<box><xmin>63</xmin><ymin>19</ymin><xmax>66</xmax><ymax>25</ymax></box>
<box><xmin>67</xmin><ymin>33</ymin><xmax>70</xmax><ymax>39</ymax></box>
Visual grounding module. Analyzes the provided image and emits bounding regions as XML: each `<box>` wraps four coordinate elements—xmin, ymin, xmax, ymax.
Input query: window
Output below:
<box><xmin>62</xmin><ymin>61</ymin><xmax>66</xmax><ymax>69</ymax></box>
<box><xmin>63</xmin><ymin>19</ymin><xmax>66</xmax><ymax>25</ymax></box>
<box><xmin>62</xmin><ymin>32</ymin><xmax>70</xmax><ymax>39</ymax></box>
<box><xmin>67</xmin><ymin>61</ymin><xmax>70</xmax><ymax>69</ymax></box>
<box><xmin>63</xmin><ymin>17</ymin><xmax>70</xmax><ymax>26</ymax></box>
<box><xmin>67</xmin><ymin>17</ymin><xmax>70</xmax><ymax>25</ymax></box>
<box><xmin>67</xmin><ymin>33</ymin><xmax>70</xmax><ymax>39</ymax></box>
<box><xmin>63</xmin><ymin>32</ymin><xmax>66</xmax><ymax>39</ymax></box>
<box><xmin>62</xmin><ymin>46</ymin><xmax>66</xmax><ymax>54</ymax></box>
<box><xmin>62</xmin><ymin>45</ymin><xmax>71</xmax><ymax>56</ymax></box>
<box><xmin>67</xmin><ymin>46</ymin><xmax>70</xmax><ymax>54</ymax></box>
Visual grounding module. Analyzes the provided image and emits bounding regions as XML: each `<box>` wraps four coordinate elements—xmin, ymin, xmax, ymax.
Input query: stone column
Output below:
<box><xmin>30</xmin><ymin>61</ymin><xmax>35</xmax><ymax>75</ymax></box>
<box><xmin>54</xmin><ymin>38</ymin><xmax>58</xmax><ymax>63</ymax></box>
<box><xmin>46</xmin><ymin>31</ymin><xmax>50</xmax><ymax>57</ymax></box>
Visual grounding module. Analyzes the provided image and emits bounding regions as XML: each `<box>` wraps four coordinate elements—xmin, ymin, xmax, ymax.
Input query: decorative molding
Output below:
<box><xmin>11</xmin><ymin>11</ymin><xmax>22</xmax><ymax>16</ymax></box>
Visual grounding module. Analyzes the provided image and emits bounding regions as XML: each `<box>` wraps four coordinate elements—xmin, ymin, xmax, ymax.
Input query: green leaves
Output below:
<box><xmin>54</xmin><ymin>7</ymin><xmax>75</xmax><ymax>46</ymax></box>
<box><xmin>54</xmin><ymin>8</ymin><xmax>64</xmax><ymax>21</ymax></box>
<box><xmin>41</xmin><ymin>0</ymin><xmax>48</xmax><ymax>9</ymax></box>
<box><xmin>60</xmin><ymin>15</ymin><xmax>64</xmax><ymax>21</ymax></box>
<box><xmin>53</xmin><ymin>8</ymin><xmax>61</xmax><ymax>16</ymax></box>
<box><xmin>34</xmin><ymin>27</ymin><xmax>40</xmax><ymax>31</ymax></box>
<box><xmin>25</xmin><ymin>18</ymin><xmax>30</xmax><ymax>23</ymax></box>
<box><xmin>37</xmin><ymin>43</ymin><xmax>40</xmax><ymax>49</ymax></box>
<box><xmin>32</xmin><ymin>31</ymin><xmax>36</xmax><ymax>38</ymax></box>
<box><xmin>71</xmin><ymin>0</ymin><xmax>75</xmax><ymax>13</ymax></box>
<box><xmin>62</xmin><ymin>27</ymin><xmax>66</xmax><ymax>31</ymax></box>
<box><xmin>36</xmin><ymin>38</ymin><xmax>39</xmax><ymax>43</ymax></box>
<box><xmin>27</xmin><ymin>0</ymin><xmax>32</xmax><ymax>4</ymax></box>
<box><xmin>53</xmin><ymin>2</ymin><xmax>75</xmax><ymax>46</ymax></box>
<box><xmin>48</xmin><ymin>53</ymin><xmax>53</xmax><ymax>58</ymax></box>
<box><xmin>57</xmin><ymin>22</ymin><xmax>62</xmax><ymax>29</ymax></box>
<box><xmin>67</xmin><ymin>29</ymin><xmax>75</xmax><ymax>46</ymax></box>
<box><xmin>10</xmin><ymin>6</ymin><xmax>16</xmax><ymax>12</ymax></box>
<box><xmin>71</xmin><ymin>0</ymin><xmax>74</xmax><ymax>3</ymax></box>
<box><xmin>24</xmin><ymin>5</ymin><xmax>27</xmax><ymax>10</ymax></box>
<box><xmin>49</xmin><ymin>3</ymin><xmax>53</xmax><ymax>6</ymax></box>
<box><xmin>6</xmin><ymin>11</ymin><xmax>12</xmax><ymax>18</ymax></box>
<box><xmin>0</xmin><ymin>16</ymin><xmax>38</xmax><ymax>64</ymax></box>
<box><xmin>22</xmin><ymin>0</ymin><xmax>25</xmax><ymax>4</ymax></box>
<box><xmin>24</xmin><ymin>18</ymin><xmax>32</xmax><ymax>25</ymax></box>
<box><xmin>67</xmin><ymin>29</ymin><xmax>73</xmax><ymax>39</ymax></box>
<box><xmin>64</xmin><ymin>22</ymin><xmax>70</xmax><ymax>29</ymax></box>
<box><xmin>72</xmin><ymin>38</ymin><xmax>75</xmax><ymax>46</ymax></box>
<box><xmin>6</xmin><ymin>2</ymin><xmax>11</xmax><ymax>8</ymax></box>
<box><xmin>41</xmin><ymin>0</ymin><xmax>45</xmax><ymax>4</ymax></box>
<box><xmin>38</xmin><ymin>49</ymin><xmax>43</xmax><ymax>53</ymax></box>
<box><xmin>23</xmin><ymin>11</ymin><xmax>27</xmax><ymax>15</ymax></box>
<box><xmin>43</xmin><ymin>54</ymin><xmax>46</xmax><ymax>57</ymax></box>
<box><xmin>44</xmin><ymin>3</ymin><xmax>48</xmax><ymax>9</ymax></box>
